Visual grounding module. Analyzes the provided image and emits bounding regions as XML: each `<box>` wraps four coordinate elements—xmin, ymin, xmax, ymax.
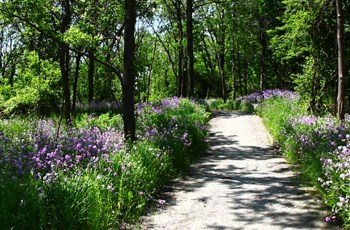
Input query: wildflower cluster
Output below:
<box><xmin>0</xmin><ymin>119</ymin><xmax>124</xmax><ymax>183</ymax></box>
<box><xmin>0</xmin><ymin>96</ymin><xmax>209</xmax><ymax>229</ymax></box>
<box><xmin>75</xmin><ymin>100</ymin><xmax>121</xmax><ymax>113</ymax></box>
<box><xmin>261</xmin><ymin>97</ymin><xmax>350</xmax><ymax>225</ymax></box>
<box><xmin>238</xmin><ymin>89</ymin><xmax>297</xmax><ymax>103</ymax></box>
<box><xmin>137</xmin><ymin>97</ymin><xmax>209</xmax><ymax>169</ymax></box>
<box><xmin>253</xmin><ymin>90</ymin><xmax>350</xmax><ymax>227</ymax></box>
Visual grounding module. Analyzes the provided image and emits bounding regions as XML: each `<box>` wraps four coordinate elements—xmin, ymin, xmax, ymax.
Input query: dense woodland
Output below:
<box><xmin>0</xmin><ymin>0</ymin><xmax>349</xmax><ymax>138</ymax></box>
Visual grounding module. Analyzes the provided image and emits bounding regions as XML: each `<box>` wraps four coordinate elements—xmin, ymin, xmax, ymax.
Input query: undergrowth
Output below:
<box><xmin>0</xmin><ymin>97</ymin><xmax>209</xmax><ymax>229</ymax></box>
<box><xmin>254</xmin><ymin>91</ymin><xmax>350</xmax><ymax>227</ymax></box>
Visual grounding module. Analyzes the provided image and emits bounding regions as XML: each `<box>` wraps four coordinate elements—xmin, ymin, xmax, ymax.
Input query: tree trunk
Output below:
<box><xmin>237</xmin><ymin>49</ymin><xmax>243</xmax><ymax>96</ymax></box>
<box><xmin>244</xmin><ymin>60</ymin><xmax>248</xmax><ymax>95</ymax></box>
<box><xmin>260</xmin><ymin>31</ymin><xmax>267</xmax><ymax>91</ymax></box>
<box><xmin>182</xmin><ymin>54</ymin><xmax>188</xmax><ymax>97</ymax></box>
<box><xmin>336</xmin><ymin>0</ymin><xmax>345</xmax><ymax>120</ymax></box>
<box><xmin>60</xmin><ymin>0</ymin><xmax>72</xmax><ymax>126</ymax></box>
<box><xmin>88</xmin><ymin>50</ymin><xmax>95</xmax><ymax>103</ymax></box>
<box><xmin>122</xmin><ymin>0</ymin><xmax>137</xmax><ymax>141</ymax></box>
<box><xmin>186</xmin><ymin>0</ymin><xmax>194</xmax><ymax>97</ymax></box>
<box><xmin>146</xmin><ymin>41</ymin><xmax>158</xmax><ymax>102</ymax></box>
<box><xmin>72</xmin><ymin>53</ymin><xmax>82</xmax><ymax>115</ymax></box>
<box><xmin>219</xmin><ymin>51</ymin><xmax>226</xmax><ymax>102</ymax></box>
<box><xmin>175</xmin><ymin>0</ymin><xmax>184</xmax><ymax>97</ymax></box>
<box><xmin>0</xmin><ymin>31</ymin><xmax>3</xmax><ymax>79</ymax></box>
<box><xmin>218</xmin><ymin>25</ymin><xmax>226</xmax><ymax>102</ymax></box>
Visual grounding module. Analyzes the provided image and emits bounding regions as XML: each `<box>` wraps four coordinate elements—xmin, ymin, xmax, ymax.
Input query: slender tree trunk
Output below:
<box><xmin>244</xmin><ymin>60</ymin><xmax>248</xmax><ymax>95</ymax></box>
<box><xmin>106</xmin><ymin>38</ymin><xmax>117</xmax><ymax>101</ymax></box>
<box><xmin>232</xmin><ymin>59</ymin><xmax>236</xmax><ymax>100</ymax></box>
<box><xmin>218</xmin><ymin>51</ymin><xmax>226</xmax><ymax>102</ymax></box>
<box><xmin>146</xmin><ymin>41</ymin><xmax>157</xmax><ymax>102</ymax></box>
<box><xmin>260</xmin><ymin>31</ymin><xmax>267</xmax><ymax>91</ymax></box>
<box><xmin>72</xmin><ymin>53</ymin><xmax>82</xmax><ymax>115</ymax></box>
<box><xmin>237</xmin><ymin>49</ymin><xmax>243</xmax><ymax>96</ymax></box>
<box><xmin>187</xmin><ymin>0</ymin><xmax>194</xmax><ymax>97</ymax></box>
<box><xmin>122</xmin><ymin>0</ymin><xmax>137</xmax><ymax>141</ymax></box>
<box><xmin>218</xmin><ymin>32</ymin><xmax>226</xmax><ymax>102</ymax></box>
<box><xmin>0</xmin><ymin>31</ymin><xmax>3</xmax><ymax>79</ymax></box>
<box><xmin>60</xmin><ymin>0</ymin><xmax>72</xmax><ymax>126</ymax></box>
<box><xmin>88</xmin><ymin>50</ymin><xmax>95</xmax><ymax>103</ymax></box>
<box><xmin>231</xmin><ymin>13</ymin><xmax>236</xmax><ymax>100</ymax></box>
<box><xmin>336</xmin><ymin>0</ymin><xmax>345</xmax><ymax>120</ymax></box>
<box><xmin>175</xmin><ymin>0</ymin><xmax>184</xmax><ymax>97</ymax></box>
<box><xmin>9</xmin><ymin>62</ymin><xmax>15</xmax><ymax>87</ymax></box>
<box><xmin>201</xmin><ymin>36</ymin><xmax>215</xmax><ymax>97</ymax></box>
<box><xmin>182</xmin><ymin>55</ymin><xmax>188</xmax><ymax>97</ymax></box>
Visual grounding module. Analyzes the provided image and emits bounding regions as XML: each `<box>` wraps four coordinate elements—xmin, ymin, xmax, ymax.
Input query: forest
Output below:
<box><xmin>0</xmin><ymin>0</ymin><xmax>349</xmax><ymax>129</ymax></box>
<box><xmin>1</xmin><ymin>0</ymin><xmax>350</xmax><ymax>228</ymax></box>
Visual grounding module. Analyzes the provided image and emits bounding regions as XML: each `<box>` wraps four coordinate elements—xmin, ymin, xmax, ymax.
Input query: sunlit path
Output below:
<box><xmin>142</xmin><ymin>111</ymin><xmax>331</xmax><ymax>230</ymax></box>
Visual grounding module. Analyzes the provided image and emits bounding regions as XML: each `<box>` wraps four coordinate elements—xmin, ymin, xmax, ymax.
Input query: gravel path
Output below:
<box><xmin>141</xmin><ymin>111</ymin><xmax>332</xmax><ymax>229</ymax></box>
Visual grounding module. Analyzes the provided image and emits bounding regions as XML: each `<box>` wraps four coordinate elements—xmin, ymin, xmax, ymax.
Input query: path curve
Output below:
<box><xmin>142</xmin><ymin>111</ymin><xmax>331</xmax><ymax>229</ymax></box>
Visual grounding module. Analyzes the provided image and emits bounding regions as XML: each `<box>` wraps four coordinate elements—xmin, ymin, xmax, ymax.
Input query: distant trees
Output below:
<box><xmin>0</xmin><ymin>0</ymin><xmax>348</xmax><ymax>132</ymax></box>
<box><xmin>270</xmin><ymin>0</ymin><xmax>349</xmax><ymax>116</ymax></box>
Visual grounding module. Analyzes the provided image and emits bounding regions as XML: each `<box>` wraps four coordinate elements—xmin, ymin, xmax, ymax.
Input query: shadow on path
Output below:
<box><xmin>143</xmin><ymin>111</ymin><xmax>333</xmax><ymax>230</ymax></box>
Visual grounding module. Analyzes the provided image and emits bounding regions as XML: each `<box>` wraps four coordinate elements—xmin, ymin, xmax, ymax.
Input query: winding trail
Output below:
<box><xmin>142</xmin><ymin>111</ymin><xmax>331</xmax><ymax>229</ymax></box>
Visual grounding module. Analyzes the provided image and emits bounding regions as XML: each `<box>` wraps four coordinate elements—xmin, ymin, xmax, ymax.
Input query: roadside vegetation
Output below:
<box><xmin>227</xmin><ymin>89</ymin><xmax>349</xmax><ymax>227</ymax></box>
<box><xmin>0</xmin><ymin>97</ymin><xmax>209</xmax><ymax>229</ymax></box>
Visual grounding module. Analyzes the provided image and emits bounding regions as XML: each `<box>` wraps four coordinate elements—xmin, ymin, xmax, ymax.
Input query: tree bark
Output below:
<box><xmin>59</xmin><ymin>0</ymin><xmax>72</xmax><ymax>126</ymax></box>
<box><xmin>88</xmin><ymin>50</ymin><xmax>95</xmax><ymax>103</ymax></box>
<box><xmin>174</xmin><ymin>0</ymin><xmax>184</xmax><ymax>97</ymax></box>
<box><xmin>72</xmin><ymin>53</ymin><xmax>82</xmax><ymax>115</ymax></box>
<box><xmin>336</xmin><ymin>0</ymin><xmax>345</xmax><ymax>120</ymax></box>
<box><xmin>0</xmin><ymin>31</ymin><xmax>3</xmax><ymax>79</ymax></box>
<box><xmin>187</xmin><ymin>0</ymin><xmax>194</xmax><ymax>97</ymax></box>
<box><xmin>146</xmin><ymin>41</ymin><xmax>158</xmax><ymax>102</ymax></box>
<box><xmin>259</xmin><ymin>31</ymin><xmax>267</xmax><ymax>91</ymax></box>
<box><xmin>122</xmin><ymin>0</ymin><xmax>137</xmax><ymax>141</ymax></box>
<box><xmin>218</xmin><ymin>51</ymin><xmax>226</xmax><ymax>102</ymax></box>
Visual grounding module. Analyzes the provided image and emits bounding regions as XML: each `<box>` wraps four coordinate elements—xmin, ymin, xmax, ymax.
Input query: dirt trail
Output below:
<box><xmin>141</xmin><ymin>111</ymin><xmax>331</xmax><ymax>229</ymax></box>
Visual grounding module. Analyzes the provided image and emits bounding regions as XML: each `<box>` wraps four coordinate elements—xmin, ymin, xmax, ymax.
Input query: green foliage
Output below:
<box><xmin>257</xmin><ymin>97</ymin><xmax>302</xmax><ymax>145</ymax></box>
<box><xmin>63</xmin><ymin>25</ymin><xmax>100</xmax><ymax>49</ymax></box>
<box><xmin>74</xmin><ymin>113</ymin><xmax>123</xmax><ymax>130</ymax></box>
<box><xmin>269</xmin><ymin>0</ymin><xmax>338</xmax><ymax>114</ymax></box>
<box><xmin>0</xmin><ymin>51</ymin><xmax>61</xmax><ymax>116</ymax></box>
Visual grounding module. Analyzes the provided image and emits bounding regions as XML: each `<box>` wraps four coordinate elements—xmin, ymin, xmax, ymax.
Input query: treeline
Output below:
<box><xmin>0</xmin><ymin>0</ymin><xmax>349</xmax><ymax>135</ymax></box>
